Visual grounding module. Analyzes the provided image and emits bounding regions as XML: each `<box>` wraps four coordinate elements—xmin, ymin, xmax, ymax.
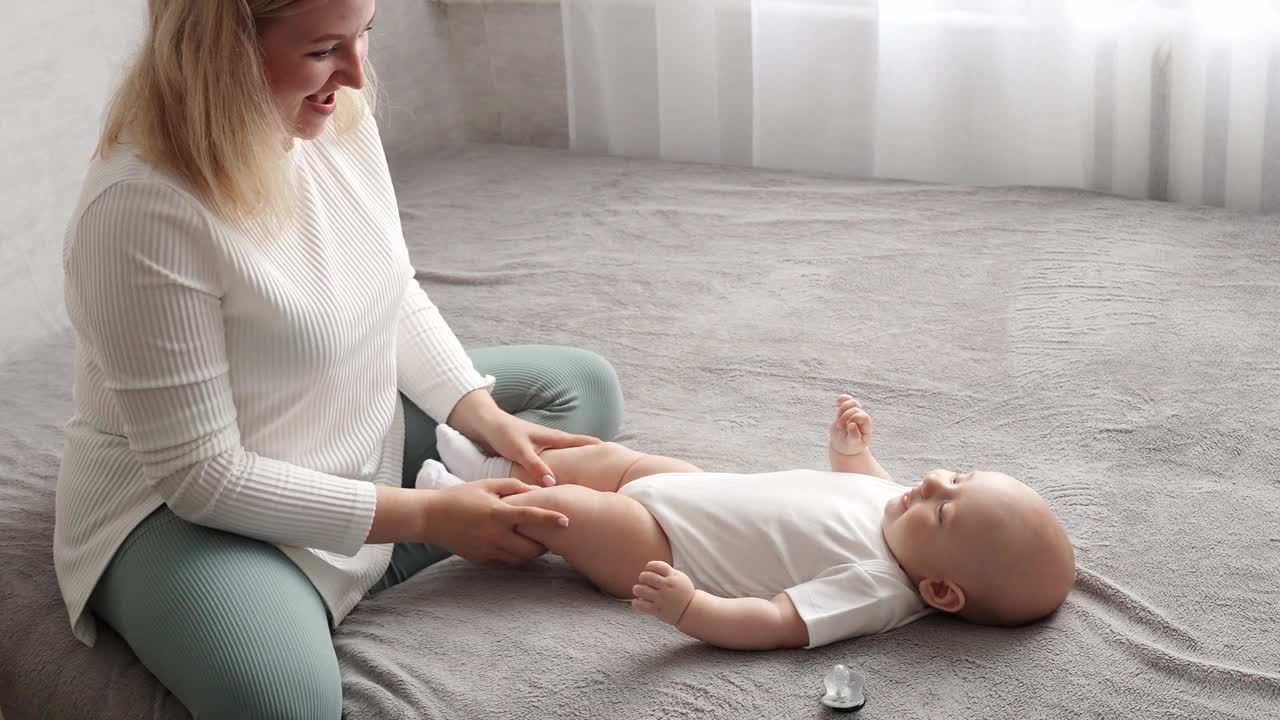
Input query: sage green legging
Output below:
<box><xmin>88</xmin><ymin>346</ymin><xmax>623</xmax><ymax>719</ymax></box>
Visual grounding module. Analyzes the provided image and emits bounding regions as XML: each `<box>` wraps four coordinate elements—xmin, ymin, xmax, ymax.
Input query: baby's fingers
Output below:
<box><xmin>644</xmin><ymin>560</ymin><xmax>674</xmax><ymax>576</ymax></box>
<box><xmin>632</xmin><ymin>584</ymin><xmax>660</xmax><ymax>601</ymax></box>
<box><xmin>631</xmin><ymin>597</ymin><xmax>657</xmax><ymax>615</ymax></box>
<box><xmin>637</xmin><ymin>570</ymin><xmax>667</xmax><ymax>587</ymax></box>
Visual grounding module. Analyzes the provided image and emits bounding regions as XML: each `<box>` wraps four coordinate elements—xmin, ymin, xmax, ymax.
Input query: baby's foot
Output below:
<box><xmin>415</xmin><ymin>459</ymin><xmax>465</xmax><ymax>490</ymax></box>
<box><xmin>435</xmin><ymin>424</ymin><xmax>514</xmax><ymax>480</ymax></box>
<box><xmin>630</xmin><ymin>560</ymin><xmax>696</xmax><ymax>627</ymax></box>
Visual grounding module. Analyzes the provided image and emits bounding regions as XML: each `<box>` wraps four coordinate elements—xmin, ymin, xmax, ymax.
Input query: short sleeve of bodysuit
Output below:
<box><xmin>785</xmin><ymin>559</ymin><xmax>932</xmax><ymax>648</ymax></box>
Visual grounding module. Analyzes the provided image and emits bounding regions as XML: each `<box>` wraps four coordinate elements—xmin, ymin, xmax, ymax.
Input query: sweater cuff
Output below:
<box><xmin>234</xmin><ymin>454</ymin><xmax>378</xmax><ymax>557</ymax></box>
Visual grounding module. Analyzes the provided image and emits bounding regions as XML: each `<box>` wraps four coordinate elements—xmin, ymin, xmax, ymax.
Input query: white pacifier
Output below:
<box><xmin>820</xmin><ymin>663</ymin><xmax>866</xmax><ymax>711</ymax></box>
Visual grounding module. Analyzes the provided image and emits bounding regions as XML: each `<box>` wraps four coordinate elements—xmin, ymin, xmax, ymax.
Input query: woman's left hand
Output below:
<box><xmin>483</xmin><ymin>413</ymin><xmax>601</xmax><ymax>482</ymax></box>
<box><xmin>447</xmin><ymin>389</ymin><xmax>602</xmax><ymax>483</ymax></box>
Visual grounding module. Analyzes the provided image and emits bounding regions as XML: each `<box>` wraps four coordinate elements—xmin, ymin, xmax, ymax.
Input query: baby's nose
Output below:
<box><xmin>920</xmin><ymin>472</ymin><xmax>947</xmax><ymax>497</ymax></box>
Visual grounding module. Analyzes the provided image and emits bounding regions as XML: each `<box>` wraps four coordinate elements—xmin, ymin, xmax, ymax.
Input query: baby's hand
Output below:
<box><xmin>631</xmin><ymin>560</ymin><xmax>696</xmax><ymax>626</ymax></box>
<box><xmin>829</xmin><ymin>394</ymin><xmax>873</xmax><ymax>456</ymax></box>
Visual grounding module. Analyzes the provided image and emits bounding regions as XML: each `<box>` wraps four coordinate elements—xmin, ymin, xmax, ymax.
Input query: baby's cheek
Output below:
<box><xmin>906</xmin><ymin>509</ymin><xmax>933</xmax><ymax>536</ymax></box>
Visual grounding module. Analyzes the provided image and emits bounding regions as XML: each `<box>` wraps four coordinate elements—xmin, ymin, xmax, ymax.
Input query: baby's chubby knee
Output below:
<box><xmin>571</xmin><ymin>440</ymin><xmax>639</xmax><ymax>461</ymax></box>
<box><xmin>502</xmin><ymin>484</ymin><xmax>616</xmax><ymax>551</ymax></box>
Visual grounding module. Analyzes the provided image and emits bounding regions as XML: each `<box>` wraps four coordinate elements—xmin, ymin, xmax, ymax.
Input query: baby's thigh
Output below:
<box><xmin>506</xmin><ymin>485</ymin><xmax>672</xmax><ymax>598</ymax></box>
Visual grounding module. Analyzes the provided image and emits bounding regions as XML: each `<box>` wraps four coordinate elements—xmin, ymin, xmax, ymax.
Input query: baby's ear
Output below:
<box><xmin>918</xmin><ymin>578</ymin><xmax>966</xmax><ymax>613</ymax></box>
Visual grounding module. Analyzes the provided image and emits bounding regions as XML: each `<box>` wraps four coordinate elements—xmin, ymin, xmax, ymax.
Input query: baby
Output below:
<box><xmin>420</xmin><ymin>395</ymin><xmax>1076</xmax><ymax>650</ymax></box>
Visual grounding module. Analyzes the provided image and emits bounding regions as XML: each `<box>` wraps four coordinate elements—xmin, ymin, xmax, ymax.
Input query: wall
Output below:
<box><xmin>443</xmin><ymin>1</ymin><xmax>570</xmax><ymax>148</ymax></box>
<box><xmin>3</xmin><ymin>0</ymin><xmax>471</xmax><ymax>359</ymax></box>
<box><xmin>4</xmin><ymin>1</ymin><xmax>147</xmax><ymax>360</ymax></box>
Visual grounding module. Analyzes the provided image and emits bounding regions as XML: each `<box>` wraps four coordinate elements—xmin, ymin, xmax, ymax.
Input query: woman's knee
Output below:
<box><xmin>472</xmin><ymin>344</ymin><xmax>625</xmax><ymax>439</ymax></box>
<box><xmin>90</xmin><ymin>509</ymin><xmax>344</xmax><ymax>720</ymax></box>
<box><xmin>559</xmin><ymin>347</ymin><xmax>624</xmax><ymax>439</ymax></box>
<box><xmin>184</xmin><ymin>656</ymin><xmax>342</xmax><ymax>720</ymax></box>
<box><xmin>122</xmin><ymin>598</ymin><xmax>344</xmax><ymax>720</ymax></box>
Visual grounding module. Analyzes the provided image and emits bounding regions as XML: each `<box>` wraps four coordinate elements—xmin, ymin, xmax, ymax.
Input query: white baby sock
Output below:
<box><xmin>435</xmin><ymin>424</ymin><xmax>513</xmax><ymax>481</ymax></box>
<box><xmin>415</xmin><ymin>459</ymin><xmax>465</xmax><ymax>490</ymax></box>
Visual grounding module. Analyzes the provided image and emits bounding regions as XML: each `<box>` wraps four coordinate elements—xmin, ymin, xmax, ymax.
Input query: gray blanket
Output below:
<box><xmin>3</xmin><ymin>144</ymin><xmax>1278</xmax><ymax>719</ymax></box>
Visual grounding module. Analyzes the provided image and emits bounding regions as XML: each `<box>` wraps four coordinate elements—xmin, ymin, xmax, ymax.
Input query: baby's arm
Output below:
<box><xmin>633</xmin><ymin>561</ymin><xmax>810</xmax><ymax>650</ymax></box>
<box><xmin>830</xmin><ymin>447</ymin><xmax>891</xmax><ymax>481</ymax></box>
<box><xmin>678</xmin><ymin>591</ymin><xmax>810</xmax><ymax>650</ymax></box>
<box><xmin>828</xmin><ymin>395</ymin><xmax>892</xmax><ymax>481</ymax></box>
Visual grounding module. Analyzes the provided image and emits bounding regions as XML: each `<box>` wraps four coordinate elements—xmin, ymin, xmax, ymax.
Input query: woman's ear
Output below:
<box><xmin>918</xmin><ymin>577</ymin><xmax>966</xmax><ymax>613</ymax></box>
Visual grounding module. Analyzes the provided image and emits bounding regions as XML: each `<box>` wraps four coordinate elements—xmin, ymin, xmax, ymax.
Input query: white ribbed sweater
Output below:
<box><xmin>54</xmin><ymin>114</ymin><xmax>491</xmax><ymax>646</ymax></box>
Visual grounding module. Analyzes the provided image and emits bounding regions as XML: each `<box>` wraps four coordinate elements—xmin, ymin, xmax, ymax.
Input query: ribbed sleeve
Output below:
<box><xmin>64</xmin><ymin>181</ymin><xmax>376</xmax><ymax>557</ymax></box>
<box><xmin>396</xmin><ymin>277</ymin><xmax>493</xmax><ymax>422</ymax></box>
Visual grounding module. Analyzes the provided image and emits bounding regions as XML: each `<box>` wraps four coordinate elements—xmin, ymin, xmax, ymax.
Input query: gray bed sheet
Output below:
<box><xmin>3</xmin><ymin>144</ymin><xmax>1278</xmax><ymax>719</ymax></box>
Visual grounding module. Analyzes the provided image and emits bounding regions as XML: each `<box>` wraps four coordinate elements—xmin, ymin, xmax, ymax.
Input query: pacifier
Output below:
<box><xmin>820</xmin><ymin>663</ymin><xmax>866</xmax><ymax>711</ymax></box>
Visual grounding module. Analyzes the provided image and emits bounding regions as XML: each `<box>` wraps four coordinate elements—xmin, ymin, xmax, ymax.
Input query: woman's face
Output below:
<box><xmin>259</xmin><ymin>0</ymin><xmax>376</xmax><ymax>140</ymax></box>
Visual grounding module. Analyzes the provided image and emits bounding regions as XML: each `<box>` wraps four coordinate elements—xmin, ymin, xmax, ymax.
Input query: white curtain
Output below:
<box><xmin>562</xmin><ymin>0</ymin><xmax>1280</xmax><ymax>212</ymax></box>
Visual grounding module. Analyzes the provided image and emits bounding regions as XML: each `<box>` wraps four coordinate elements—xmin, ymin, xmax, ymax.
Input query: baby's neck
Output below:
<box><xmin>881</xmin><ymin>529</ymin><xmax>925</xmax><ymax>588</ymax></box>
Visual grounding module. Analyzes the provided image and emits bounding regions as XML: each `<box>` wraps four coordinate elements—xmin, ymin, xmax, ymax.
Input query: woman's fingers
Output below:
<box><xmin>501</xmin><ymin>432</ymin><xmax>556</xmax><ymax>482</ymax></box>
<box><xmin>504</xmin><ymin>503</ymin><xmax>570</xmax><ymax>529</ymax></box>
<box><xmin>480</xmin><ymin>476</ymin><xmax>536</xmax><ymax>497</ymax></box>
<box><xmin>476</xmin><ymin>476</ymin><xmax>568</xmax><ymax>523</ymax></box>
<box><xmin>537</xmin><ymin>429</ymin><xmax>602</xmax><ymax>450</ymax></box>
<box><xmin>513</xmin><ymin>449</ymin><xmax>556</xmax><ymax>485</ymax></box>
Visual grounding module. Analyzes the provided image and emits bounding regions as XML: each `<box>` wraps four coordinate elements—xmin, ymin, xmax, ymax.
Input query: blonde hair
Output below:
<box><xmin>97</xmin><ymin>0</ymin><xmax>379</xmax><ymax>225</ymax></box>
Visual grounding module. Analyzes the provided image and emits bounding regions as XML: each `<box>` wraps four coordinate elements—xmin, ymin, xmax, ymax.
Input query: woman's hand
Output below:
<box><xmin>481</xmin><ymin>414</ymin><xmax>602</xmax><ymax>482</ymax></box>
<box><xmin>447</xmin><ymin>389</ymin><xmax>602</xmax><ymax>482</ymax></box>
<box><xmin>422</xmin><ymin>478</ymin><xmax>569</xmax><ymax>565</ymax></box>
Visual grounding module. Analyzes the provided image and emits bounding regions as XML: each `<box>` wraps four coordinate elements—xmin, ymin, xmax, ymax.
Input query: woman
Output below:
<box><xmin>52</xmin><ymin>0</ymin><xmax>623</xmax><ymax>717</ymax></box>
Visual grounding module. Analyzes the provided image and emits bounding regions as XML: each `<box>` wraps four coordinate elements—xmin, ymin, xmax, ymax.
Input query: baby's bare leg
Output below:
<box><xmin>511</xmin><ymin>442</ymin><xmax>701</xmax><ymax>492</ymax></box>
<box><xmin>504</xmin><ymin>485</ymin><xmax>672</xmax><ymax>598</ymax></box>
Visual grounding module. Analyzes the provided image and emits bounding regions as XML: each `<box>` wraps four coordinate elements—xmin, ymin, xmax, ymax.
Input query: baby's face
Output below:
<box><xmin>881</xmin><ymin>469</ymin><xmax>1046</xmax><ymax>603</ymax></box>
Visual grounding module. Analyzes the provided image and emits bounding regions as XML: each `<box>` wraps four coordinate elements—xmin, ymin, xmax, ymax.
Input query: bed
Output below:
<box><xmin>3</xmin><ymin>138</ymin><xmax>1279</xmax><ymax>717</ymax></box>
<box><xmin>7</xmin><ymin>0</ymin><xmax>1280</xmax><ymax>714</ymax></box>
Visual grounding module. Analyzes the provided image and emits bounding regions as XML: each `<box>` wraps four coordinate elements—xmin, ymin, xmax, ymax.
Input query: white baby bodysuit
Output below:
<box><xmin>618</xmin><ymin>469</ymin><xmax>932</xmax><ymax>647</ymax></box>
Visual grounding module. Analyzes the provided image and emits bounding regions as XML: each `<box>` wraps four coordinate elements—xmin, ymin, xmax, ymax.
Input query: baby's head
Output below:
<box><xmin>881</xmin><ymin>469</ymin><xmax>1075</xmax><ymax>626</ymax></box>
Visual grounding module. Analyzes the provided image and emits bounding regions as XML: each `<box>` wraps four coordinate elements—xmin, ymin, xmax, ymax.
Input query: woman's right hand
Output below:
<box><xmin>422</xmin><ymin>478</ymin><xmax>569</xmax><ymax>566</ymax></box>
